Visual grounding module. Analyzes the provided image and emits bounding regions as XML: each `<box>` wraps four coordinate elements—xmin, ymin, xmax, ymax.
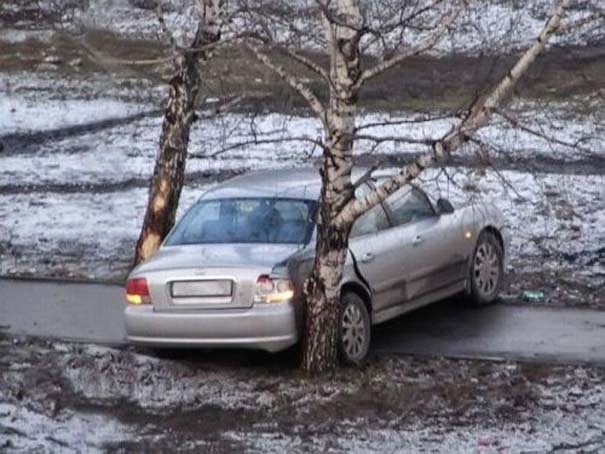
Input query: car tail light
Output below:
<box><xmin>254</xmin><ymin>275</ymin><xmax>294</xmax><ymax>304</ymax></box>
<box><xmin>125</xmin><ymin>278</ymin><xmax>151</xmax><ymax>305</ymax></box>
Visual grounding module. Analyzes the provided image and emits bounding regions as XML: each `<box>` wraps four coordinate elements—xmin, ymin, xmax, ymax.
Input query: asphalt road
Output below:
<box><xmin>2</xmin><ymin>277</ymin><xmax>605</xmax><ymax>365</ymax></box>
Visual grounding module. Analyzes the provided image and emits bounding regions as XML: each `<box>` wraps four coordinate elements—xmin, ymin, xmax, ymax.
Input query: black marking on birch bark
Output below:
<box><xmin>134</xmin><ymin>9</ymin><xmax>221</xmax><ymax>265</ymax></box>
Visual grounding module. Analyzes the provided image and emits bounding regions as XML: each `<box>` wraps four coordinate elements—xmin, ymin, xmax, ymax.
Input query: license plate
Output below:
<box><xmin>171</xmin><ymin>280</ymin><xmax>233</xmax><ymax>298</ymax></box>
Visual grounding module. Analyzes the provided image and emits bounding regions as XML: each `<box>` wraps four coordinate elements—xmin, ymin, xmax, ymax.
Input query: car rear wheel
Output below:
<box><xmin>338</xmin><ymin>292</ymin><xmax>371</xmax><ymax>364</ymax></box>
<box><xmin>468</xmin><ymin>231</ymin><xmax>504</xmax><ymax>305</ymax></box>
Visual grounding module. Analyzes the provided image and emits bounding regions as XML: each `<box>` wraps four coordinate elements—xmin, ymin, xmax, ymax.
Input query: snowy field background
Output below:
<box><xmin>68</xmin><ymin>0</ymin><xmax>603</xmax><ymax>55</ymax></box>
<box><xmin>0</xmin><ymin>79</ymin><xmax>603</xmax><ymax>287</ymax></box>
<box><xmin>0</xmin><ymin>0</ymin><xmax>603</xmax><ymax>303</ymax></box>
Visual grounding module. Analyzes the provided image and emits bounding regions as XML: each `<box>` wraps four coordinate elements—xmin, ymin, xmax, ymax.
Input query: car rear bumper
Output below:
<box><xmin>124</xmin><ymin>302</ymin><xmax>298</xmax><ymax>353</ymax></box>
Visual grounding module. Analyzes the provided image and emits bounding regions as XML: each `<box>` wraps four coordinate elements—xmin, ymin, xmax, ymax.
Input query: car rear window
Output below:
<box><xmin>165</xmin><ymin>198</ymin><xmax>317</xmax><ymax>245</ymax></box>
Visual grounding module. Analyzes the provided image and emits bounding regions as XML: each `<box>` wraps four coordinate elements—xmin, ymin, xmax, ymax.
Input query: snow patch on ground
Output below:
<box><xmin>62</xmin><ymin>353</ymin><xmax>262</xmax><ymax>411</ymax></box>
<box><xmin>1</xmin><ymin>165</ymin><xmax>603</xmax><ymax>284</ymax></box>
<box><xmin>0</xmin><ymin>29</ymin><xmax>54</xmax><ymax>44</ymax></box>
<box><xmin>0</xmin><ymin>97</ymin><xmax>601</xmax><ymax>187</ymax></box>
<box><xmin>232</xmin><ymin>417</ymin><xmax>605</xmax><ymax>453</ymax></box>
<box><xmin>0</xmin><ymin>95</ymin><xmax>147</xmax><ymax>135</ymax></box>
<box><xmin>61</xmin><ymin>346</ymin><xmax>358</xmax><ymax>413</ymax></box>
<box><xmin>2</xmin><ymin>337</ymin><xmax>604</xmax><ymax>452</ymax></box>
<box><xmin>0</xmin><ymin>402</ymin><xmax>131</xmax><ymax>453</ymax></box>
<box><xmin>0</xmin><ymin>71</ymin><xmax>163</xmax><ymax>106</ymax></box>
<box><xmin>0</xmin><ymin>186</ymin><xmax>209</xmax><ymax>279</ymax></box>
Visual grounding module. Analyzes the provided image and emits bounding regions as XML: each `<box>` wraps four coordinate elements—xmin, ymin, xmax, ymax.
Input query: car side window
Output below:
<box><xmin>350</xmin><ymin>184</ymin><xmax>390</xmax><ymax>238</ymax></box>
<box><xmin>387</xmin><ymin>187</ymin><xmax>434</xmax><ymax>227</ymax></box>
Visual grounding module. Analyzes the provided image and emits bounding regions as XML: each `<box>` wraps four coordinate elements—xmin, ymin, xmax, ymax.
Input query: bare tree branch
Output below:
<box><xmin>245</xmin><ymin>42</ymin><xmax>328</xmax><ymax>128</ymax></box>
<box><xmin>559</xmin><ymin>10</ymin><xmax>604</xmax><ymax>33</ymax></box>
<box><xmin>352</xmin><ymin>133</ymin><xmax>434</xmax><ymax>145</ymax></box>
<box><xmin>155</xmin><ymin>1</ymin><xmax>180</xmax><ymax>63</ymax></box>
<box><xmin>336</xmin><ymin>0</ymin><xmax>572</xmax><ymax>228</ymax></box>
<box><xmin>194</xmin><ymin>93</ymin><xmax>253</xmax><ymax>120</ymax></box>
<box><xmin>356</xmin><ymin>1</ymin><xmax>466</xmax><ymax>88</ymax></box>
<box><xmin>195</xmin><ymin>135</ymin><xmax>324</xmax><ymax>158</ymax></box>
<box><xmin>278</xmin><ymin>46</ymin><xmax>330</xmax><ymax>81</ymax></box>
<box><xmin>355</xmin><ymin>113</ymin><xmax>454</xmax><ymax>131</ymax></box>
<box><xmin>495</xmin><ymin>109</ymin><xmax>596</xmax><ymax>156</ymax></box>
<box><xmin>360</xmin><ymin>0</ymin><xmax>443</xmax><ymax>54</ymax></box>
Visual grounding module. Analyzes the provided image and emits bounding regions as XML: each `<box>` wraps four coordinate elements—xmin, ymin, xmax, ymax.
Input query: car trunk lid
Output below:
<box><xmin>136</xmin><ymin>243</ymin><xmax>302</xmax><ymax>311</ymax></box>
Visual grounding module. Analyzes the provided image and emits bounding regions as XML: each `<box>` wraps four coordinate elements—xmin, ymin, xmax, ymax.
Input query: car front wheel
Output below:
<box><xmin>338</xmin><ymin>292</ymin><xmax>371</xmax><ymax>364</ymax></box>
<box><xmin>468</xmin><ymin>231</ymin><xmax>504</xmax><ymax>305</ymax></box>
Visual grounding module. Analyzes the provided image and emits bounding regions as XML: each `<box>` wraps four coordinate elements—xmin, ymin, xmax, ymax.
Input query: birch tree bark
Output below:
<box><xmin>134</xmin><ymin>0</ymin><xmax>223</xmax><ymax>265</ymax></box>
<box><xmin>301</xmin><ymin>0</ymin><xmax>364</xmax><ymax>373</ymax></box>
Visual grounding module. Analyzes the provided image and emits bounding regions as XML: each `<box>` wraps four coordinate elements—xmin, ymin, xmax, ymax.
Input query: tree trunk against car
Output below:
<box><xmin>301</xmin><ymin>0</ymin><xmax>570</xmax><ymax>373</ymax></box>
<box><xmin>134</xmin><ymin>2</ymin><xmax>222</xmax><ymax>266</ymax></box>
<box><xmin>302</xmin><ymin>0</ymin><xmax>362</xmax><ymax>374</ymax></box>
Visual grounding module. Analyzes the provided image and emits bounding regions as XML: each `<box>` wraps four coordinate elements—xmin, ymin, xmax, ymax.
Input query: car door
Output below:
<box><xmin>348</xmin><ymin>184</ymin><xmax>399</xmax><ymax>313</ymax></box>
<box><xmin>382</xmin><ymin>186</ymin><xmax>464</xmax><ymax>301</ymax></box>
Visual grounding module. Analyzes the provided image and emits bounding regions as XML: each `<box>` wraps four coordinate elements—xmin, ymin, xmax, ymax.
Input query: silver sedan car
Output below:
<box><xmin>125</xmin><ymin>168</ymin><xmax>507</xmax><ymax>363</ymax></box>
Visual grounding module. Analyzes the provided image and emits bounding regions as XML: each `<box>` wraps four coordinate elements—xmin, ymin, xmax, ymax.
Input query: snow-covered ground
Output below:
<box><xmin>2</xmin><ymin>165</ymin><xmax>603</xmax><ymax>280</ymax></box>
<box><xmin>1</xmin><ymin>84</ymin><xmax>602</xmax><ymax>186</ymax></box>
<box><xmin>2</xmin><ymin>337</ymin><xmax>604</xmax><ymax>452</ymax></box>
<box><xmin>2</xmin><ymin>0</ymin><xmax>602</xmax><ymax>62</ymax></box>
<box><xmin>0</xmin><ymin>0</ymin><xmax>603</xmax><ymax>298</ymax></box>
<box><xmin>0</xmin><ymin>96</ymin><xmax>146</xmax><ymax>136</ymax></box>
<box><xmin>0</xmin><ymin>86</ymin><xmax>603</xmax><ymax>286</ymax></box>
<box><xmin>0</xmin><ymin>402</ymin><xmax>131</xmax><ymax>453</ymax></box>
<box><xmin>68</xmin><ymin>0</ymin><xmax>603</xmax><ymax>55</ymax></box>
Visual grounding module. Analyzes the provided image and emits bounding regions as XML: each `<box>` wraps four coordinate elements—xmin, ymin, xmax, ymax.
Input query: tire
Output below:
<box><xmin>338</xmin><ymin>292</ymin><xmax>371</xmax><ymax>365</ymax></box>
<box><xmin>468</xmin><ymin>230</ymin><xmax>504</xmax><ymax>306</ymax></box>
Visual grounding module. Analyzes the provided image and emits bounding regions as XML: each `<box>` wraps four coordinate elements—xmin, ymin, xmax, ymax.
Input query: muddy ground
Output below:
<box><xmin>1</xmin><ymin>334</ymin><xmax>604</xmax><ymax>452</ymax></box>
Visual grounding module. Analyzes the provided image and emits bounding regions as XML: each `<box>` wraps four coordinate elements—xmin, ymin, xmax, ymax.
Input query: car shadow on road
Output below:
<box><xmin>137</xmin><ymin>344</ymin><xmax>302</xmax><ymax>371</ymax></box>
<box><xmin>371</xmin><ymin>295</ymin><xmax>504</xmax><ymax>348</ymax></box>
<box><xmin>137</xmin><ymin>295</ymin><xmax>503</xmax><ymax>368</ymax></box>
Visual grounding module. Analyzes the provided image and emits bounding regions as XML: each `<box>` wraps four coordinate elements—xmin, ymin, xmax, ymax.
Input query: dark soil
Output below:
<box><xmin>1</xmin><ymin>335</ymin><xmax>604</xmax><ymax>452</ymax></box>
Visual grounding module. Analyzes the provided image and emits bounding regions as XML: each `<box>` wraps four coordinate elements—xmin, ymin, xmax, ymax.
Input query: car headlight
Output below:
<box><xmin>254</xmin><ymin>275</ymin><xmax>294</xmax><ymax>303</ymax></box>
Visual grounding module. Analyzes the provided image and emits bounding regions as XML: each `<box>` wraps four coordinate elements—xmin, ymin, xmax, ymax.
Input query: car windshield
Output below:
<box><xmin>165</xmin><ymin>198</ymin><xmax>316</xmax><ymax>245</ymax></box>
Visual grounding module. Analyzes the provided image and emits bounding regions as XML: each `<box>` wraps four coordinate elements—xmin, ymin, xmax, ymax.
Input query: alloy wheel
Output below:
<box><xmin>473</xmin><ymin>242</ymin><xmax>500</xmax><ymax>297</ymax></box>
<box><xmin>341</xmin><ymin>302</ymin><xmax>367</xmax><ymax>360</ymax></box>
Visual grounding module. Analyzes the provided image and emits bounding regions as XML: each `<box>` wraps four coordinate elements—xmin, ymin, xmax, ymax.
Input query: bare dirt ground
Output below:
<box><xmin>1</xmin><ymin>334</ymin><xmax>604</xmax><ymax>453</ymax></box>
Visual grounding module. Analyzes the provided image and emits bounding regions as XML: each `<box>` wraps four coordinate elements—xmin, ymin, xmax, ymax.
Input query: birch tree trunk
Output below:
<box><xmin>134</xmin><ymin>1</ymin><xmax>222</xmax><ymax>265</ymax></box>
<box><xmin>302</xmin><ymin>0</ymin><xmax>363</xmax><ymax>374</ymax></box>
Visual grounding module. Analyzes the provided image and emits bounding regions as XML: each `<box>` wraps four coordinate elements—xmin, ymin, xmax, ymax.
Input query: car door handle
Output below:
<box><xmin>361</xmin><ymin>252</ymin><xmax>375</xmax><ymax>263</ymax></box>
<box><xmin>412</xmin><ymin>235</ymin><xmax>425</xmax><ymax>246</ymax></box>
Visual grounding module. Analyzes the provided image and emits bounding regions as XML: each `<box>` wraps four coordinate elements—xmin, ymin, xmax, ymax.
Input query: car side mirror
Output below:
<box><xmin>436</xmin><ymin>198</ymin><xmax>455</xmax><ymax>215</ymax></box>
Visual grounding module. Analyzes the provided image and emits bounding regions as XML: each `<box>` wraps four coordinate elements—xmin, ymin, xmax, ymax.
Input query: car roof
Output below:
<box><xmin>201</xmin><ymin>167</ymin><xmax>388</xmax><ymax>201</ymax></box>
